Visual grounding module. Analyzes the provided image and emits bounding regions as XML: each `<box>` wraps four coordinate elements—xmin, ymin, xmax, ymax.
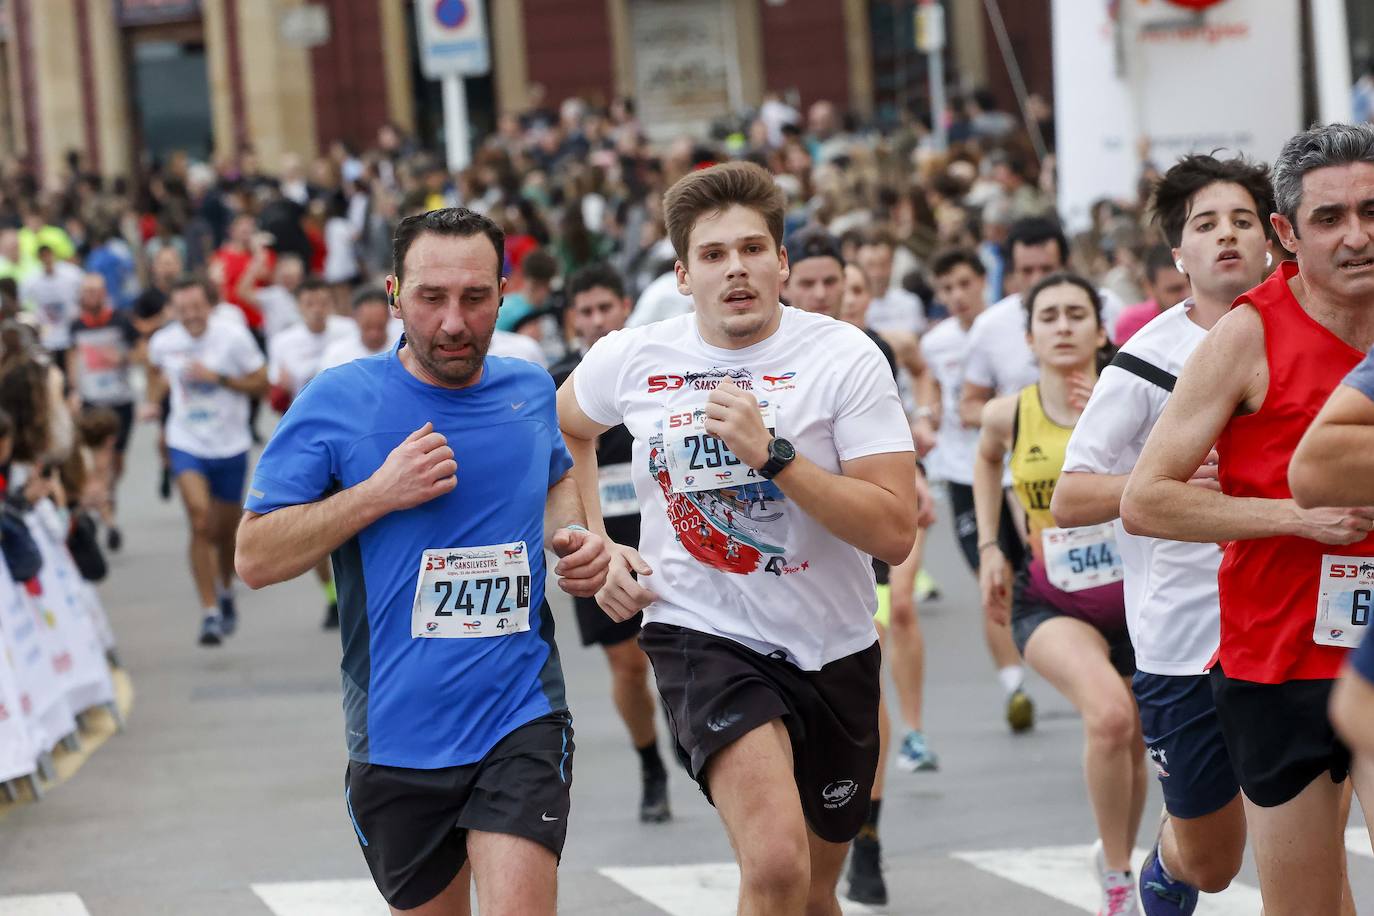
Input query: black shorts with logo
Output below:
<box><xmin>1210</xmin><ymin>665</ymin><xmax>1350</xmax><ymax>808</ymax></box>
<box><xmin>948</xmin><ymin>482</ymin><xmax>1027</xmax><ymax>572</ymax></box>
<box><xmin>639</xmin><ymin>622</ymin><xmax>880</xmax><ymax>843</ymax></box>
<box><xmin>344</xmin><ymin>710</ymin><xmax>574</xmax><ymax>910</ymax></box>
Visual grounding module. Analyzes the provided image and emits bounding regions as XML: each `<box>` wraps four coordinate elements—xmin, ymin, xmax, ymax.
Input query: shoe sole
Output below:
<box><xmin>199</xmin><ymin>634</ymin><xmax>222</xmax><ymax>647</ymax></box>
<box><xmin>1007</xmin><ymin>694</ymin><xmax>1035</xmax><ymax>733</ymax></box>
<box><xmin>896</xmin><ymin>757</ymin><xmax>939</xmax><ymax>773</ymax></box>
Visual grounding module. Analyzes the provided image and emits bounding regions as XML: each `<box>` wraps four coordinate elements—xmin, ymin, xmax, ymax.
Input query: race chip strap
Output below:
<box><xmin>411</xmin><ymin>541</ymin><xmax>532</xmax><ymax>639</ymax></box>
<box><xmin>1041</xmin><ymin>523</ymin><xmax>1124</xmax><ymax>593</ymax></box>
<box><xmin>662</xmin><ymin>401</ymin><xmax>776</xmax><ymax>495</ymax></box>
<box><xmin>1314</xmin><ymin>554</ymin><xmax>1374</xmax><ymax>648</ymax></box>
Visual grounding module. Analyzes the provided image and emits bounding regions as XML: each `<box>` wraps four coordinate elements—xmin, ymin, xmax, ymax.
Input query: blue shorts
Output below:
<box><xmin>169</xmin><ymin>448</ymin><xmax>248</xmax><ymax>504</ymax></box>
<box><xmin>1133</xmin><ymin>671</ymin><xmax>1240</xmax><ymax>819</ymax></box>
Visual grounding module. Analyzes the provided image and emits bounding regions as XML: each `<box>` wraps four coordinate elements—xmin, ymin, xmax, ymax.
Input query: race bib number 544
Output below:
<box><xmin>411</xmin><ymin>542</ymin><xmax>531</xmax><ymax>638</ymax></box>
<box><xmin>1314</xmin><ymin>555</ymin><xmax>1374</xmax><ymax>648</ymax></box>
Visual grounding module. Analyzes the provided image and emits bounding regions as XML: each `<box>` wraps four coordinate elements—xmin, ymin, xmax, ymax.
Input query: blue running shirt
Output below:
<box><xmin>246</xmin><ymin>343</ymin><xmax>573</xmax><ymax>768</ymax></box>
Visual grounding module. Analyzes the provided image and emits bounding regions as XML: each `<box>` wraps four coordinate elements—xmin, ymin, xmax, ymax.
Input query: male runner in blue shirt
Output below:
<box><xmin>235</xmin><ymin>207</ymin><xmax>610</xmax><ymax>916</ymax></box>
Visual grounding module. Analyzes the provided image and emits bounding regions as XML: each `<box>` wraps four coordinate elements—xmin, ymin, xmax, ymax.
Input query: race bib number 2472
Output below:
<box><xmin>411</xmin><ymin>542</ymin><xmax>532</xmax><ymax>639</ymax></box>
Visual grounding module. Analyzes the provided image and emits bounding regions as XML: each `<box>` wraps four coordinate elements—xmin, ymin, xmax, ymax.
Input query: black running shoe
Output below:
<box><xmin>106</xmin><ymin>527</ymin><xmax>122</xmax><ymax>553</ymax></box>
<box><xmin>845</xmin><ymin>833</ymin><xmax>888</xmax><ymax>906</ymax></box>
<box><xmin>322</xmin><ymin>602</ymin><xmax>339</xmax><ymax>630</ymax></box>
<box><xmin>159</xmin><ymin>467</ymin><xmax>172</xmax><ymax>501</ymax></box>
<box><xmin>198</xmin><ymin>615</ymin><xmax>223</xmax><ymax>647</ymax></box>
<box><xmin>219</xmin><ymin>595</ymin><xmax>238</xmax><ymax>636</ymax></box>
<box><xmin>639</xmin><ymin>770</ymin><xmax>671</xmax><ymax>823</ymax></box>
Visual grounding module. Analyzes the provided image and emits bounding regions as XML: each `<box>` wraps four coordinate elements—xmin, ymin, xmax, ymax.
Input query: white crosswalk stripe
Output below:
<box><xmin>0</xmin><ymin>894</ymin><xmax>91</xmax><ymax>915</ymax></box>
<box><xmin>250</xmin><ymin>880</ymin><xmax>388</xmax><ymax>915</ymax></box>
<box><xmin>1348</xmin><ymin>827</ymin><xmax>1372</xmax><ymax>859</ymax></box>
<box><xmin>951</xmin><ymin>844</ymin><xmax>1264</xmax><ymax>914</ymax></box>
<box><xmin>597</xmin><ymin>863</ymin><xmax>876</xmax><ymax>915</ymax></box>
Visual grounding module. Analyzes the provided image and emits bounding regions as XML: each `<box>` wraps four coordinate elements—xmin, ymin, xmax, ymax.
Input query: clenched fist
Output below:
<box><xmin>367</xmin><ymin>422</ymin><xmax>457</xmax><ymax>513</ymax></box>
<box><xmin>704</xmin><ymin>379</ymin><xmax>772</xmax><ymax>469</ymax></box>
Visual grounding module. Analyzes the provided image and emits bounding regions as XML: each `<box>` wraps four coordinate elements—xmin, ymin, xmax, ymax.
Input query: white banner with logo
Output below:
<box><xmin>0</xmin><ymin>555</ymin><xmax>76</xmax><ymax>753</ymax></box>
<box><xmin>1053</xmin><ymin>0</ymin><xmax>1303</xmax><ymax>231</ymax></box>
<box><xmin>0</xmin><ymin>604</ymin><xmax>40</xmax><ymax>783</ymax></box>
<box><xmin>28</xmin><ymin>503</ymin><xmax>114</xmax><ymax>714</ymax></box>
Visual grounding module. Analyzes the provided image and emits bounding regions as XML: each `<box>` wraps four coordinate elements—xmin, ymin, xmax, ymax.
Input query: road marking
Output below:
<box><xmin>251</xmin><ymin>880</ymin><xmax>387</xmax><ymax>915</ymax></box>
<box><xmin>951</xmin><ymin>844</ymin><xmax>1263</xmax><ymax>914</ymax></box>
<box><xmin>598</xmin><ymin>863</ymin><xmax>875</xmax><ymax>915</ymax></box>
<box><xmin>0</xmin><ymin>894</ymin><xmax>92</xmax><ymax>915</ymax></box>
<box><xmin>1348</xmin><ymin>827</ymin><xmax>1372</xmax><ymax>858</ymax></box>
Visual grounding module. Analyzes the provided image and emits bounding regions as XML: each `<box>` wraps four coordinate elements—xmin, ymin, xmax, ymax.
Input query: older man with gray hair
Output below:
<box><xmin>1121</xmin><ymin>121</ymin><xmax>1374</xmax><ymax>915</ymax></box>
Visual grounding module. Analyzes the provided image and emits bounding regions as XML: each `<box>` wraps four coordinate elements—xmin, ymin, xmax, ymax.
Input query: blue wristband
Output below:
<box><xmin>565</xmin><ymin>524</ymin><xmax>589</xmax><ymax>534</ymax></box>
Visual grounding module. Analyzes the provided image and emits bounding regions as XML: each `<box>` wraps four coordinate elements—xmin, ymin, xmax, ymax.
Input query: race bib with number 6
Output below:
<box><xmin>1042</xmin><ymin>523</ymin><xmax>1124</xmax><ymax>593</ymax></box>
<box><xmin>411</xmin><ymin>541</ymin><xmax>532</xmax><ymax>639</ymax></box>
<box><xmin>663</xmin><ymin>402</ymin><xmax>776</xmax><ymax>494</ymax></box>
<box><xmin>1314</xmin><ymin>555</ymin><xmax>1374</xmax><ymax>648</ymax></box>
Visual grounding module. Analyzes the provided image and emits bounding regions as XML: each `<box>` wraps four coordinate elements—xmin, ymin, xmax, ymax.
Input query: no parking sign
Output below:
<box><xmin>415</xmin><ymin>0</ymin><xmax>491</xmax><ymax>79</ymax></box>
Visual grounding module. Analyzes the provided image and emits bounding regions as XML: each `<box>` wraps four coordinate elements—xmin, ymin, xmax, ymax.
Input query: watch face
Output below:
<box><xmin>773</xmin><ymin>438</ymin><xmax>796</xmax><ymax>461</ymax></box>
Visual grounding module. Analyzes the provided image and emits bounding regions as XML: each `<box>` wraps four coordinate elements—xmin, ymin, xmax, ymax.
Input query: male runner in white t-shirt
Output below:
<box><xmin>558</xmin><ymin>162</ymin><xmax>918</xmax><ymax>915</ymax></box>
<box><xmin>266</xmin><ymin>276</ymin><xmax>355</xmax><ymax>628</ymax></box>
<box><xmin>144</xmin><ymin>278</ymin><xmax>268</xmax><ymax>646</ymax></box>
<box><xmin>1052</xmin><ymin>155</ymin><xmax>1275</xmax><ymax>913</ymax></box>
<box><xmin>319</xmin><ymin>288</ymin><xmax>398</xmax><ymax>371</ymax></box>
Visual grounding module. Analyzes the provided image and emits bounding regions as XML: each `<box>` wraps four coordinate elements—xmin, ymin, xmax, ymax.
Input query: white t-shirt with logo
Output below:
<box><xmin>256</xmin><ymin>285</ymin><xmax>302</xmax><ymax>341</ymax></box>
<box><xmin>919</xmin><ymin>317</ymin><xmax>979</xmax><ymax>486</ymax></box>
<box><xmin>267</xmin><ymin>315</ymin><xmax>356</xmax><ymax>396</ymax></box>
<box><xmin>867</xmin><ymin>287</ymin><xmax>926</xmax><ymax>336</ymax></box>
<box><xmin>488</xmin><ymin>329</ymin><xmax>548</xmax><ymax>367</ymax></box>
<box><xmin>20</xmin><ymin>263</ymin><xmax>84</xmax><ymax>352</ymax></box>
<box><xmin>964</xmin><ymin>288</ymin><xmax>1126</xmax><ymax>395</ymax></box>
<box><xmin>148</xmin><ymin>317</ymin><xmax>265</xmax><ymax>459</ymax></box>
<box><xmin>573</xmin><ymin>306</ymin><xmax>914</xmax><ymax>670</ymax></box>
<box><xmin>1062</xmin><ymin>300</ymin><xmax>1218</xmax><ymax>675</ymax></box>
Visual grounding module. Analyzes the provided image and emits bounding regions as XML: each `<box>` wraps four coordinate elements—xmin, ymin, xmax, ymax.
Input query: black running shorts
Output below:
<box><xmin>948</xmin><ymin>482</ymin><xmax>1026</xmax><ymax>572</ymax></box>
<box><xmin>344</xmin><ymin>710</ymin><xmax>574</xmax><ymax>910</ymax></box>
<box><xmin>639</xmin><ymin>622</ymin><xmax>880</xmax><ymax>843</ymax></box>
<box><xmin>1210</xmin><ymin>665</ymin><xmax>1350</xmax><ymax>808</ymax></box>
<box><xmin>572</xmin><ymin>595</ymin><xmax>642</xmax><ymax>647</ymax></box>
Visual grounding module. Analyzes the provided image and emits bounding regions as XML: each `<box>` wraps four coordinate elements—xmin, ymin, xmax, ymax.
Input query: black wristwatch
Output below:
<box><xmin>758</xmin><ymin>437</ymin><xmax>796</xmax><ymax>480</ymax></box>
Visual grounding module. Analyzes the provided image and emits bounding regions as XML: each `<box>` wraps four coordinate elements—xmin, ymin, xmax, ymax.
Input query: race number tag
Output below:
<box><xmin>598</xmin><ymin>463</ymin><xmax>638</xmax><ymax>519</ymax></box>
<box><xmin>1042</xmin><ymin>523</ymin><xmax>1124</xmax><ymax>593</ymax></box>
<box><xmin>1313</xmin><ymin>555</ymin><xmax>1374</xmax><ymax>648</ymax></box>
<box><xmin>411</xmin><ymin>541</ymin><xmax>532</xmax><ymax>639</ymax></box>
<box><xmin>662</xmin><ymin>402</ymin><xmax>776</xmax><ymax>494</ymax></box>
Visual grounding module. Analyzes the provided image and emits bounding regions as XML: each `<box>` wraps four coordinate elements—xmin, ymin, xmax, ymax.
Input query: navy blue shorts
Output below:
<box><xmin>1133</xmin><ymin>672</ymin><xmax>1240</xmax><ymax>819</ymax></box>
<box><xmin>169</xmin><ymin>448</ymin><xmax>248</xmax><ymax>503</ymax></box>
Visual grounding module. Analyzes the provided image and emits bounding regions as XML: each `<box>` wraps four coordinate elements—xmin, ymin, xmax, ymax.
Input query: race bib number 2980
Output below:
<box><xmin>411</xmin><ymin>542</ymin><xmax>531</xmax><ymax>639</ymax></box>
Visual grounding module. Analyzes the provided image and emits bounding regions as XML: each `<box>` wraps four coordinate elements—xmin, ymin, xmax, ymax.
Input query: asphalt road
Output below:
<box><xmin>1</xmin><ymin>427</ymin><xmax>1371</xmax><ymax>915</ymax></box>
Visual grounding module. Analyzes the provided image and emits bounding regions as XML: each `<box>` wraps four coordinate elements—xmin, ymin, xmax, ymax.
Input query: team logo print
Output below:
<box><xmin>647</xmin><ymin>374</ymin><xmax>686</xmax><ymax>393</ymax></box>
<box><xmin>504</xmin><ymin>544</ymin><xmax>525</xmax><ymax>559</ymax></box>
<box><xmin>1148</xmin><ymin>746</ymin><xmax>1170</xmax><ymax>779</ymax></box>
<box><xmin>821</xmin><ymin>779</ymin><xmax>859</xmax><ymax>809</ymax></box>
<box><xmin>762</xmin><ymin>371</ymin><xmax>797</xmax><ymax>391</ymax></box>
<box><xmin>426</xmin><ymin>622</ymin><xmax>439</xmax><ymax>632</ymax></box>
<box><xmin>1027</xmin><ymin>445</ymin><xmax>1048</xmax><ymax>462</ymax></box>
<box><xmin>1331</xmin><ymin>629</ymin><xmax>1345</xmax><ymax>640</ymax></box>
<box><xmin>1361</xmin><ymin>563</ymin><xmax>1374</xmax><ymax>578</ymax></box>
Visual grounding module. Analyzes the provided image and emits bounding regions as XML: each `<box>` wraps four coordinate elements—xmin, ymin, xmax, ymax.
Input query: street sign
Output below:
<box><xmin>415</xmin><ymin>0</ymin><xmax>491</xmax><ymax>79</ymax></box>
<box><xmin>915</xmin><ymin>2</ymin><xmax>946</xmax><ymax>53</ymax></box>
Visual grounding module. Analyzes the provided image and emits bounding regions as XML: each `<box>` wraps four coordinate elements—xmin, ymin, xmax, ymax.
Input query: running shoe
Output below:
<box><xmin>219</xmin><ymin>595</ymin><xmax>238</xmax><ymax>636</ymax></box>
<box><xmin>1100</xmin><ymin>872</ymin><xmax>1139</xmax><ymax>916</ymax></box>
<box><xmin>322</xmin><ymin>602</ymin><xmax>339</xmax><ymax>630</ymax></box>
<box><xmin>639</xmin><ymin>770</ymin><xmax>671</xmax><ymax>823</ymax></box>
<box><xmin>896</xmin><ymin>730</ymin><xmax>939</xmax><ymax>772</ymax></box>
<box><xmin>845</xmin><ymin>832</ymin><xmax>888</xmax><ymax>906</ymax></box>
<box><xmin>1006</xmin><ymin>687</ymin><xmax>1035</xmax><ymax>733</ymax></box>
<box><xmin>198</xmin><ymin>614</ymin><xmax>223</xmax><ymax>647</ymax></box>
<box><xmin>914</xmin><ymin>568</ymin><xmax>941</xmax><ymax>602</ymax></box>
<box><xmin>1139</xmin><ymin>843</ymin><xmax>1198</xmax><ymax>915</ymax></box>
<box><xmin>106</xmin><ymin>527</ymin><xmax>122</xmax><ymax>553</ymax></box>
<box><xmin>1091</xmin><ymin>838</ymin><xmax>1107</xmax><ymax>887</ymax></box>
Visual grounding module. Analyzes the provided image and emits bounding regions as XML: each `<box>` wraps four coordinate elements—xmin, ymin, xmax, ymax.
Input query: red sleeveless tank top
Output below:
<box><xmin>1216</xmin><ymin>261</ymin><xmax>1374</xmax><ymax>683</ymax></box>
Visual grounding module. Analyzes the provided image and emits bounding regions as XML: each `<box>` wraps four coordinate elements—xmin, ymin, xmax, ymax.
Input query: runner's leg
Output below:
<box><xmin>467</xmin><ymin>830</ymin><xmax>556</xmax><ymax>916</ymax></box>
<box><xmin>886</xmin><ymin>529</ymin><xmax>925</xmax><ymax>733</ymax></box>
<box><xmin>213</xmin><ymin>498</ymin><xmax>240</xmax><ymax>594</ymax></box>
<box><xmin>177</xmin><ymin>470</ymin><xmax>219</xmax><ymax>611</ymax></box>
<box><xmin>603</xmin><ymin>638</ymin><xmax>657</xmax><ymax>747</ymax></box>
<box><xmin>1160</xmin><ymin>796</ymin><xmax>1246</xmax><ymax>892</ymax></box>
<box><xmin>1023</xmin><ymin>617</ymin><xmax>1141</xmax><ymax>873</ymax></box>
<box><xmin>387</xmin><ymin>862</ymin><xmax>471</xmax><ymax>916</ymax></box>
<box><xmin>1243</xmin><ymin>773</ymin><xmax>1345</xmax><ymax>915</ymax></box>
<box><xmin>806</xmin><ymin>827</ymin><xmax>850</xmax><ymax>916</ymax></box>
<box><xmin>708</xmin><ymin>719</ymin><xmax>811</xmax><ymax>914</ymax></box>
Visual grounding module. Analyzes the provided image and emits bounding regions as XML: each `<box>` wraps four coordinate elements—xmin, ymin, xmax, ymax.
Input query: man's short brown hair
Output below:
<box><xmin>663</xmin><ymin>162</ymin><xmax>786</xmax><ymax>262</ymax></box>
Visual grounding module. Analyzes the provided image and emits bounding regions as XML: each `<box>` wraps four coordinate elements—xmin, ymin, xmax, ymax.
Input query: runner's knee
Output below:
<box><xmin>738</xmin><ymin>833</ymin><xmax>810</xmax><ymax>900</ymax></box>
<box><xmin>1082</xmin><ymin>696</ymin><xmax>1136</xmax><ymax>751</ymax></box>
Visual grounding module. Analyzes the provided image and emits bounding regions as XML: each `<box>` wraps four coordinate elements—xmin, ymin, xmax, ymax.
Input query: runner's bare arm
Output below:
<box><xmin>972</xmin><ymin>396</ymin><xmax>1015</xmax><ymax>623</ymax></box>
<box><xmin>236</xmin><ymin>422</ymin><xmax>456</xmax><ymax>588</ymax></box>
<box><xmin>1330</xmin><ymin>667</ymin><xmax>1374</xmax><ymax>758</ymax></box>
<box><xmin>544</xmin><ymin>470</ymin><xmax>610</xmax><ymax>598</ymax></box>
<box><xmin>1290</xmin><ymin>385</ymin><xmax>1374</xmax><ymax>507</ymax></box>
<box><xmin>959</xmin><ymin>381</ymin><xmax>994</xmax><ymax>428</ymax></box>
<box><xmin>220</xmin><ymin>365</ymin><xmax>269</xmax><ymax>398</ymax></box>
<box><xmin>139</xmin><ymin>365</ymin><xmax>168</xmax><ymax>421</ymax></box>
<box><xmin>1052</xmin><ymin>472</ymin><xmax>1130</xmax><ymax>528</ymax></box>
<box><xmin>1121</xmin><ymin>307</ymin><xmax>1373</xmax><ymax>543</ymax></box>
